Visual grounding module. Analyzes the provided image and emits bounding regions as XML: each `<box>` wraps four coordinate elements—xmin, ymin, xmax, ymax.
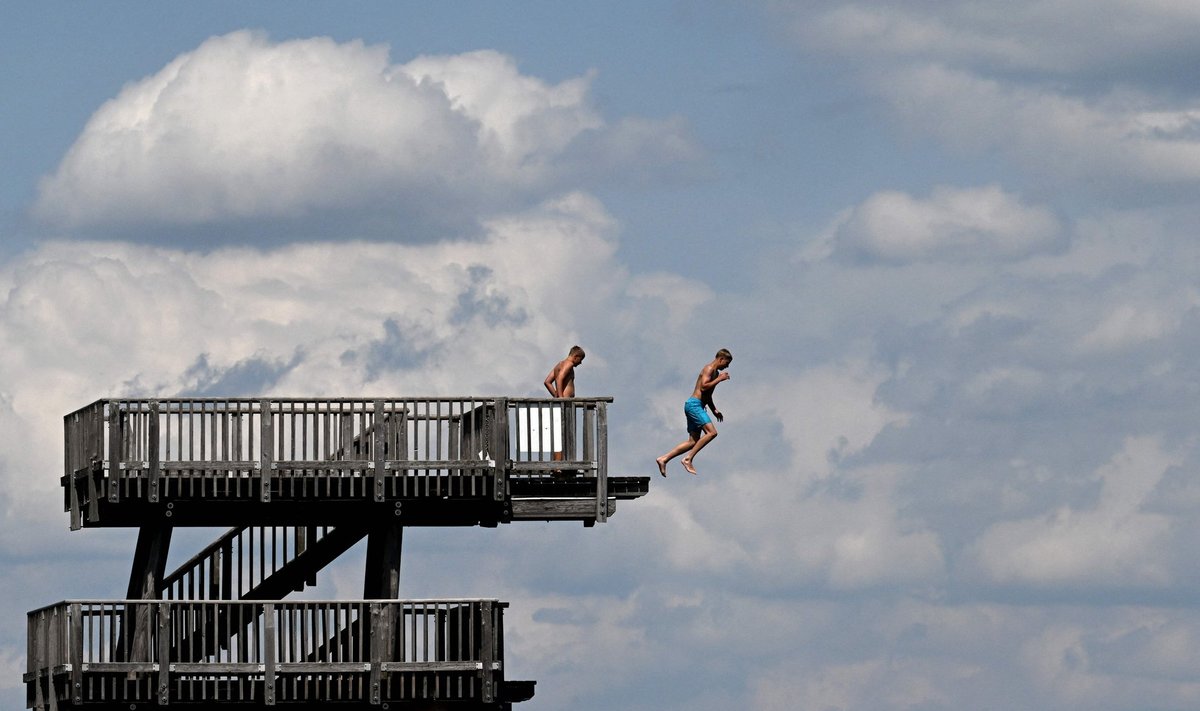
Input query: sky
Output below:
<box><xmin>5</xmin><ymin>1</ymin><xmax>1200</xmax><ymax>709</ymax></box>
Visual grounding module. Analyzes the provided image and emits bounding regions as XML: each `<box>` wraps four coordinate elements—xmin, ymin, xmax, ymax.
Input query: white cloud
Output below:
<box><xmin>780</xmin><ymin>1</ymin><xmax>1200</xmax><ymax>77</ymax></box>
<box><xmin>969</xmin><ymin>436</ymin><xmax>1180</xmax><ymax>588</ymax></box>
<box><xmin>1078</xmin><ymin>303</ymin><xmax>1181</xmax><ymax>352</ymax></box>
<box><xmin>833</xmin><ymin>184</ymin><xmax>1062</xmax><ymax>263</ymax></box>
<box><xmin>33</xmin><ymin>32</ymin><xmax>696</xmax><ymax>235</ymax></box>
<box><xmin>877</xmin><ymin>64</ymin><xmax>1200</xmax><ymax>188</ymax></box>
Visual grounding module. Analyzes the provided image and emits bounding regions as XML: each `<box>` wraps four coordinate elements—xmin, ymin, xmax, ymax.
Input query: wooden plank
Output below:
<box><xmin>75</xmin><ymin>662</ymin><xmax>157</xmax><ymax>673</ymax></box>
<box><xmin>510</xmin><ymin>498</ymin><xmax>617</xmax><ymax>519</ymax></box>
<box><xmin>509</xmin><ymin>461</ymin><xmax>595</xmax><ymax>472</ymax></box>
<box><xmin>166</xmin><ymin>662</ymin><xmax>264</xmax><ymax>673</ymax></box>
<box><xmin>379</xmin><ymin>660</ymin><xmax>485</xmax><ymax>672</ymax></box>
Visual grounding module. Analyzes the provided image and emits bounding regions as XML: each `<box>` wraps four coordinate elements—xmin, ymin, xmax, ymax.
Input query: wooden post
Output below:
<box><xmin>107</xmin><ymin>401</ymin><xmax>121</xmax><ymax>503</ymax></box>
<box><xmin>373</xmin><ymin>400</ymin><xmax>386</xmax><ymax>502</ymax></box>
<box><xmin>148</xmin><ymin>401</ymin><xmax>160</xmax><ymax>503</ymax></box>
<box><xmin>123</xmin><ymin>524</ymin><xmax>172</xmax><ymax>664</ymax></box>
<box><xmin>562</xmin><ymin>401</ymin><xmax>576</xmax><ymax>462</ymax></box>
<box><xmin>68</xmin><ymin>604</ymin><xmax>82</xmax><ymax>705</ymax></box>
<box><xmin>492</xmin><ymin>399</ymin><xmax>508</xmax><ymax>502</ymax></box>
<box><xmin>260</xmin><ymin>399</ymin><xmax>273</xmax><ymax>503</ymax></box>
<box><xmin>363</xmin><ymin>519</ymin><xmax>403</xmax><ymax>599</ymax></box>
<box><xmin>45</xmin><ymin>608</ymin><xmax>60</xmax><ymax>711</ymax></box>
<box><xmin>583</xmin><ymin>406</ymin><xmax>595</xmax><ymax>461</ymax></box>
<box><xmin>263</xmin><ymin>603</ymin><xmax>276</xmax><ymax>706</ymax></box>
<box><xmin>369</xmin><ymin>603</ymin><xmax>383</xmax><ymax>705</ymax></box>
<box><xmin>157</xmin><ymin>602</ymin><xmax>170</xmax><ymax>705</ymax></box>
<box><xmin>479</xmin><ymin>601</ymin><xmax>494</xmax><ymax>704</ymax></box>
<box><xmin>127</xmin><ymin>524</ymin><xmax>173</xmax><ymax>600</ymax></box>
<box><xmin>595</xmin><ymin>402</ymin><xmax>608</xmax><ymax>524</ymax></box>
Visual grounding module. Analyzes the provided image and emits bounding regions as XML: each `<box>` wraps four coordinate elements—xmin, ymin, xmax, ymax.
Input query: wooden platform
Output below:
<box><xmin>27</xmin><ymin>599</ymin><xmax>533</xmax><ymax>710</ymax></box>
<box><xmin>63</xmin><ymin>397</ymin><xmax>649</xmax><ymax>528</ymax></box>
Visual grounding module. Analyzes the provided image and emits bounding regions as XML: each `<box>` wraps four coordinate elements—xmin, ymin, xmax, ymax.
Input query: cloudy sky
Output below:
<box><xmin>6</xmin><ymin>2</ymin><xmax>1200</xmax><ymax>709</ymax></box>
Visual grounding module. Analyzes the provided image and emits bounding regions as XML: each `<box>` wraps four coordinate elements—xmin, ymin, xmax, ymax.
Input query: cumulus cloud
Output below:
<box><xmin>968</xmin><ymin>436</ymin><xmax>1179</xmax><ymax>588</ymax></box>
<box><xmin>32</xmin><ymin>31</ymin><xmax>697</xmax><ymax>240</ymax></box>
<box><xmin>832</xmin><ymin>184</ymin><xmax>1063</xmax><ymax>263</ymax></box>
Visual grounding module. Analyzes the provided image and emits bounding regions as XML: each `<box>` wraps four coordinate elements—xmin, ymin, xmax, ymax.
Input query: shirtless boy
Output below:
<box><xmin>656</xmin><ymin>349</ymin><xmax>732</xmax><ymax>476</ymax></box>
<box><xmin>544</xmin><ymin>345</ymin><xmax>585</xmax><ymax>398</ymax></box>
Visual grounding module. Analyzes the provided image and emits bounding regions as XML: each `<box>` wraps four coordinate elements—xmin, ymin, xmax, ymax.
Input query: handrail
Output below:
<box><xmin>27</xmin><ymin>599</ymin><xmax>506</xmax><ymax>707</ymax></box>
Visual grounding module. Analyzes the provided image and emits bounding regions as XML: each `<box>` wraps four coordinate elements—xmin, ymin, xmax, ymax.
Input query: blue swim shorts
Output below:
<box><xmin>684</xmin><ymin>397</ymin><xmax>711</xmax><ymax>435</ymax></box>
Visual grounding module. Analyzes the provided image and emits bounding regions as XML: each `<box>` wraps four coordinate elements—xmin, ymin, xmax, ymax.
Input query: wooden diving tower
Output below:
<box><xmin>26</xmin><ymin>397</ymin><xmax>649</xmax><ymax>710</ymax></box>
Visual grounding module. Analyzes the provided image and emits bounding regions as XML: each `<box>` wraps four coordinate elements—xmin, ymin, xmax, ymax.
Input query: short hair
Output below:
<box><xmin>715</xmin><ymin>348</ymin><xmax>732</xmax><ymax>362</ymax></box>
<box><xmin>569</xmin><ymin>345</ymin><xmax>586</xmax><ymax>358</ymax></box>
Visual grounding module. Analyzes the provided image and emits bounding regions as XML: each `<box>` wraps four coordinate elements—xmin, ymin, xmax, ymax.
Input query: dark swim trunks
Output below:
<box><xmin>684</xmin><ymin>397</ymin><xmax>711</xmax><ymax>435</ymax></box>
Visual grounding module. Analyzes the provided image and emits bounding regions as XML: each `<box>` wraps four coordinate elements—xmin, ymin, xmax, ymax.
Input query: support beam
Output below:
<box><xmin>127</xmin><ymin>524</ymin><xmax>173</xmax><ymax>600</ymax></box>
<box><xmin>363</xmin><ymin>518</ymin><xmax>403</xmax><ymax>599</ymax></box>
<box><xmin>120</xmin><ymin>524</ymin><xmax>172</xmax><ymax>663</ymax></box>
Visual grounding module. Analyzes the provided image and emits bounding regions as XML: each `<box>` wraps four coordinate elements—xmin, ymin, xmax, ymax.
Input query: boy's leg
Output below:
<box><xmin>657</xmin><ymin>434</ymin><xmax>699</xmax><ymax>476</ymax></box>
<box><xmin>680</xmin><ymin>423</ymin><xmax>717</xmax><ymax>475</ymax></box>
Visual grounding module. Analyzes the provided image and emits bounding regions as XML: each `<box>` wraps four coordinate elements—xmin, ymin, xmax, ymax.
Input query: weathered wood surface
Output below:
<box><xmin>26</xmin><ymin>599</ymin><xmax>530</xmax><ymax>710</ymax></box>
<box><xmin>62</xmin><ymin>396</ymin><xmax>647</xmax><ymax>528</ymax></box>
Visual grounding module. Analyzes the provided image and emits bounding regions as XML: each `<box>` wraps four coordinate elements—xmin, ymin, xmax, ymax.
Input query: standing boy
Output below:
<box><xmin>544</xmin><ymin>345</ymin><xmax>585</xmax><ymax>398</ymax></box>
<box><xmin>543</xmin><ymin>346</ymin><xmax>585</xmax><ymax>463</ymax></box>
<box><xmin>656</xmin><ymin>348</ymin><xmax>732</xmax><ymax>476</ymax></box>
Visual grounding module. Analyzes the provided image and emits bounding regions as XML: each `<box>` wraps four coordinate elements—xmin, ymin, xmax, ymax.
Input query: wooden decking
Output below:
<box><xmin>26</xmin><ymin>599</ymin><xmax>533</xmax><ymax>710</ymax></box>
<box><xmin>63</xmin><ymin>397</ymin><xmax>649</xmax><ymax>528</ymax></box>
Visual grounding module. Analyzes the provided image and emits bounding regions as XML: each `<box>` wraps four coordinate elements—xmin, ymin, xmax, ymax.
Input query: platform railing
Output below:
<box><xmin>63</xmin><ymin>397</ymin><xmax>610</xmax><ymax>520</ymax></box>
<box><xmin>26</xmin><ymin>598</ymin><xmax>506</xmax><ymax>708</ymax></box>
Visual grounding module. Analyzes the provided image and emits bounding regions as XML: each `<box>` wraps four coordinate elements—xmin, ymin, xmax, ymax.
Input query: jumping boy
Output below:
<box><xmin>656</xmin><ymin>348</ymin><xmax>732</xmax><ymax>476</ymax></box>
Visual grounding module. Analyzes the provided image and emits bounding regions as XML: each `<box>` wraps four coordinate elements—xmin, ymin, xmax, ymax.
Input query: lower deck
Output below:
<box><xmin>27</xmin><ymin>599</ymin><xmax>533</xmax><ymax>710</ymax></box>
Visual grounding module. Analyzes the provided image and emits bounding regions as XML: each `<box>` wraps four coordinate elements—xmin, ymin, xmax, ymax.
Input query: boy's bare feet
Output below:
<box><xmin>681</xmin><ymin>458</ymin><xmax>697</xmax><ymax>475</ymax></box>
<box><xmin>655</xmin><ymin>457</ymin><xmax>668</xmax><ymax>477</ymax></box>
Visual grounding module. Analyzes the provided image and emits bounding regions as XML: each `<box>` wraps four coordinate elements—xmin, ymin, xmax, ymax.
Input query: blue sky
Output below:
<box><xmin>6</xmin><ymin>2</ymin><xmax>1200</xmax><ymax>710</ymax></box>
